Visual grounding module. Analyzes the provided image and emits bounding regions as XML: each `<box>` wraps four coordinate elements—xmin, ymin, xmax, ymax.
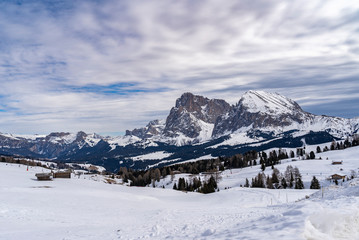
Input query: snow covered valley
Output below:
<box><xmin>1</xmin><ymin>146</ymin><xmax>359</xmax><ymax>240</ymax></box>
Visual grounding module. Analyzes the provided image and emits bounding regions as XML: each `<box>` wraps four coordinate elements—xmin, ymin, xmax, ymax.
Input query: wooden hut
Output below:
<box><xmin>331</xmin><ymin>174</ymin><xmax>346</xmax><ymax>181</ymax></box>
<box><xmin>53</xmin><ymin>170</ymin><xmax>71</xmax><ymax>178</ymax></box>
<box><xmin>35</xmin><ymin>173</ymin><xmax>52</xmax><ymax>181</ymax></box>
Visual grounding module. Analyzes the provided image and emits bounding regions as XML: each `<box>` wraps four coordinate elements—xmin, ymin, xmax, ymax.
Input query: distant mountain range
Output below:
<box><xmin>1</xmin><ymin>91</ymin><xmax>358</xmax><ymax>172</ymax></box>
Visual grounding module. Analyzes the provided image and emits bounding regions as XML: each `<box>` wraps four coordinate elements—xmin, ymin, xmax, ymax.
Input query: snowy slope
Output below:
<box><xmin>240</xmin><ymin>90</ymin><xmax>302</xmax><ymax>115</ymax></box>
<box><xmin>130</xmin><ymin>151</ymin><xmax>172</xmax><ymax>161</ymax></box>
<box><xmin>1</xmin><ymin>146</ymin><xmax>359</xmax><ymax>240</ymax></box>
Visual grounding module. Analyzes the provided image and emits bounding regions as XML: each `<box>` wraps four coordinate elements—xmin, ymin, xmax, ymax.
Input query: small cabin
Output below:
<box><xmin>331</xmin><ymin>174</ymin><xmax>346</xmax><ymax>181</ymax></box>
<box><xmin>53</xmin><ymin>170</ymin><xmax>71</xmax><ymax>178</ymax></box>
<box><xmin>332</xmin><ymin>160</ymin><xmax>343</xmax><ymax>165</ymax></box>
<box><xmin>35</xmin><ymin>173</ymin><xmax>52</xmax><ymax>181</ymax></box>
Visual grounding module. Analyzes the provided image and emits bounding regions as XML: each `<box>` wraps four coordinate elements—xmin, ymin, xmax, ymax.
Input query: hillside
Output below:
<box><xmin>1</xmin><ymin>145</ymin><xmax>358</xmax><ymax>239</ymax></box>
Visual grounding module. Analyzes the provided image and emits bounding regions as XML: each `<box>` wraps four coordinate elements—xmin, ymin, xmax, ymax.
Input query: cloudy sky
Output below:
<box><xmin>1</xmin><ymin>0</ymin><xmax>359</xmax><ymax>136</ymax></box>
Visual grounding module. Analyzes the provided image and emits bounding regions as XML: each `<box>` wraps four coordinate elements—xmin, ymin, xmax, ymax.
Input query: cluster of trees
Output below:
<box><xmin>286</xmin><ymin>136</ymin><xmax>359</xmax><ymax>162</ymax></box>
<box><xmin>118</xmin><ymin>150</ymin><xmax>258</xmax><ymax>188</ymax></box>
<box><xmin>316</xmin><ymin>136</ymin><xmax>359</xmax><ymax>155</ymax></box>
<box><xmin>221</xmin><ymin>150</ymin><xmax>258</xmax><ymax>169</ymax></box>
<box><xmin>245</xmin><ymin>165</ymin><xmax>317</xmax><ymax>190</ymax></box>
<box><xmin>259</xmin><ymin>149</ymin><xmax>290</xmax><ymax>171</ymax></box>
<box><xmin>173</xmin><ymin>176</ymin><xmax>218</xmax><ymax>194</ymax></box>
<box><xmin>118</xmin><ymin>167</ymin><xmax>162</xmax><ymax>187</ymax></box>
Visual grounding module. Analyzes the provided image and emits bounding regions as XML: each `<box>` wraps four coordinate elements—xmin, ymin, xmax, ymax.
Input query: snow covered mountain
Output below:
<box><xmin>125</xmin><ymin>92</ymin><xmax>231</xmax><ymax>145</ymax></box>
<box><xmin>0</xmin><ymin>90</ymin><xmax>358</xmax><ymax>171</ymax></box>
<box><xmin>126</xmin><ymin>90</ymin><xmax>359</xmax><ymax>145</ymax></box>
<box><xmin>0</xmin><ymin>131</ymin><xmax>103</xmax><ymax>159</ymax></box>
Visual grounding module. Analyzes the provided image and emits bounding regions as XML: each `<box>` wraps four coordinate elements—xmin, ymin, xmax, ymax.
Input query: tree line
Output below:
<box><xmin>246</xmin><ymin>165</ymin><xmax>320</xmax><ymax>190</ymax></box>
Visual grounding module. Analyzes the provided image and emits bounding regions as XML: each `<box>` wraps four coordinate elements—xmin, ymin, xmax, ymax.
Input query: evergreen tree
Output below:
<box><xmin>289</xmin><ymin>172</ymin><xmax>294</xmax><ymax>188</ymax></box>
<box><xmin>266</xmin><ymin>176</ymin><xmax>273</xmax><ymax>189</ymax></box>
<box><xmin>293</xmin><ymin>167</ymin><xmax>302</xmax><ymax>180</ymax></box>
<box><xmin>309</xmin><ymin>151</ymin><xmax>315</xmax><ymax>159</ymax></box>
<box><xmin>310</xmin><ymin>176</ymin><xmax>320</xmax><ymax>189</ymax></box>
<box><xmin>271</xmin><ymin>170</ymin><xmax>279</xmax><ymax>184</ymax></box>
<box><xmin>281</xmin><ymin>178</ymin><xmax>287</xmax><ymax>189</ymax></box>
<box><xmin>316</xmin><ymin>146</ymin><xmax>322</xmax><ymax>153</ymax></box>
<box><xmin>178</xmin><ymin>178</ymin><xmax>186</xmax><ymax>191</ymax></box>
<box><xmin>284</xmin><ymin>165</ymin><xmax>294</xmax><ymax>182</ymax></box>
<box><xmin>295</xmin><ymin>177</ymin><xmax>304</xmax><ymax>189</ymax></box>
<box><xmin>199</xmin><ymin>176</ymin><xmax>217</xmax><ymax>194</ymax></box>
<box><xmin>244</xmin><ymin>178</ymin><xmax>250</xmax><ymax>187</ymax></box>
<box><xmin>330</xmin><ymin>141</ymin><xmax>336</xmax><ymax>150</ymax></box>
<box><xmin>208</xmin><ymin>175</ymin><xmax>218</xmax><ymax>189</ymax></box>
<box><xmin>261</xmin><ymin>162</ymin><xmax>266</xmax><ymax>171</ymax></box>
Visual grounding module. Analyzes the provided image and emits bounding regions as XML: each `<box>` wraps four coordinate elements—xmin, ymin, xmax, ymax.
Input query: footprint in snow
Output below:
<box><xmin>202</xmin><ymin>229</ymin><xmax>216</xmax><ymax>236</ymax></box>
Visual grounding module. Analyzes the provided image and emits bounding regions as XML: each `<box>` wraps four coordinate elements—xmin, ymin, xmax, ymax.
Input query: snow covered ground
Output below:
<box><xmin>1</xmin><ymin>146</ymin><xmax>359</xmax><ymax>240</ymax></box>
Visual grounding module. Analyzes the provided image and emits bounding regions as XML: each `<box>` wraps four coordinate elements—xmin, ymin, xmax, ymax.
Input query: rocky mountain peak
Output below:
<box><xmin>175</xmin><ymin>92</ymin><xmax>207</xmax><ymax>110</ymax></box>
<box><xmin>172</xmin><ymin>92</ymin><xmax>231</xmax><ymax>123</ymax></box>
<box><xmin>75</xmin><ymin>131</ymin><xmax>88</xmax><ymax>142</ymax></box>
<box><xmin>163</xmin><ymin>93</ymin><xmax>231</xmax><ymax>140</ymax></box>
<box><xmin>45</xmin><ymin>132</ymin><xmax>71</xmax><ymax>141</ymax></box>
<box><xmin>125</xmin><ymin>120</ymin><xmax>165</xmax><ymax>139</ymax></box>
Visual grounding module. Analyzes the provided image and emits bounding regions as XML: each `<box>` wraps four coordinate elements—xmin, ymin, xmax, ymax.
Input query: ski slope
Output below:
<box><xmin>1</xmin><ymin>146</ymin><xmax>359</xmax><ymax>240</ymax></box>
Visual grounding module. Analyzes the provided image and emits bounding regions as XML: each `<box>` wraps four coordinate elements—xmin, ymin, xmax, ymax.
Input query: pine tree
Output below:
<box><xmin>281</xmin><ymin>178</ymin><xmax>287</xmax><ymax>189</ymax></box>
<box><xmin>261</xmin><ymin>162</ymin><xmax>266</xmax><ymax>171</ymax></box>
<box><xmin>295</xmin><ymin>177</ymin><xmax>304</xmax><ymax>189</ymax></box>
<box><xmin>316</xmin><ymin>146</ymin><xmax>322</xmax><ymax>153</ymax></box>
<box><xmin>309</xmin><ymin>151</ymin><xmax>315</xmax><ymax>159</ymax></box>
<box><xmin>266</xmin><ymin>176</ymin><xmax>273</xmax><ymax>189</ymax></box>
<box><xmin>293</xmin><ymin>167</ymin><xmax>302</xmax><ymax>179</ymax></box>
<box><xmin>310</xmin><ymin>176</ymin><xmax>320</xmax><ymax>189</ymax></box>
<box><xmin>244</xmin><ymin>178</ymin><xmax>250</xmax><ymax>187</ymax></box>
<box><xmin>178</xmin><ymin>178</ymin><xmax>186</xmax><ymax>191</ymax></box>
<box><xmin>271</xmin><ymin>171</ymin><xmax>279</xmax><ymax>184</ymax></box>
<box><xmin>330</xmin><ymin>141</ymin><xmax>336</xmax><ymax>150</ymax></box>
<box><xmin>289</xmin><ymin>172</ymin><xmax>294</xmax><ymax>188</ymax></box>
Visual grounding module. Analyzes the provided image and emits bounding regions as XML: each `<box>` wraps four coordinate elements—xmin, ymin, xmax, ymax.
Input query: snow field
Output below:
<box><xmin>1</xmin><ymin>145</ymin><xmax>359</xmax><ymax>239</ymax></box>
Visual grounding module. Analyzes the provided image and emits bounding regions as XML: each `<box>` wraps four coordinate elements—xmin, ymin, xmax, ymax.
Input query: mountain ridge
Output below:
<box><xmin>0</xmin><ymin>90</ymin><xmax>358</xmax><ymax>171</ymax></box>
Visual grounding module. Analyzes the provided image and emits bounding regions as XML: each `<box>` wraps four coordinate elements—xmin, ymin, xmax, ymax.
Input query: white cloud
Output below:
<box><xmin>0</xmin><ymin>0</ymin><xmax>358</xmax><ymax>134</ymax></box>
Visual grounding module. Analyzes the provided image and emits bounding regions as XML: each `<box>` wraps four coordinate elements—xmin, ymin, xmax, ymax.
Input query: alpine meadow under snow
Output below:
<box><xmin>1</xmin><ymin>144</ymin><xmax>359</xmax><ymax>240</ymax></box>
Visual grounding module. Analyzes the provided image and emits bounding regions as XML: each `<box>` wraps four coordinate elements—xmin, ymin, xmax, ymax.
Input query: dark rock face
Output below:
<box><xmin>163</xmin><ymin>92</ymin><xmax>231</xmax><ymax>138</ymax></box>
<box><xmin>173</xmin><ymin>93</ymin><xmax>231</xmax><ymax>123</ymax></box>
<box><xmin>125</xmin><ymin>120</ymin><xmax>164</xmax><ymax>139</ymax></box>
